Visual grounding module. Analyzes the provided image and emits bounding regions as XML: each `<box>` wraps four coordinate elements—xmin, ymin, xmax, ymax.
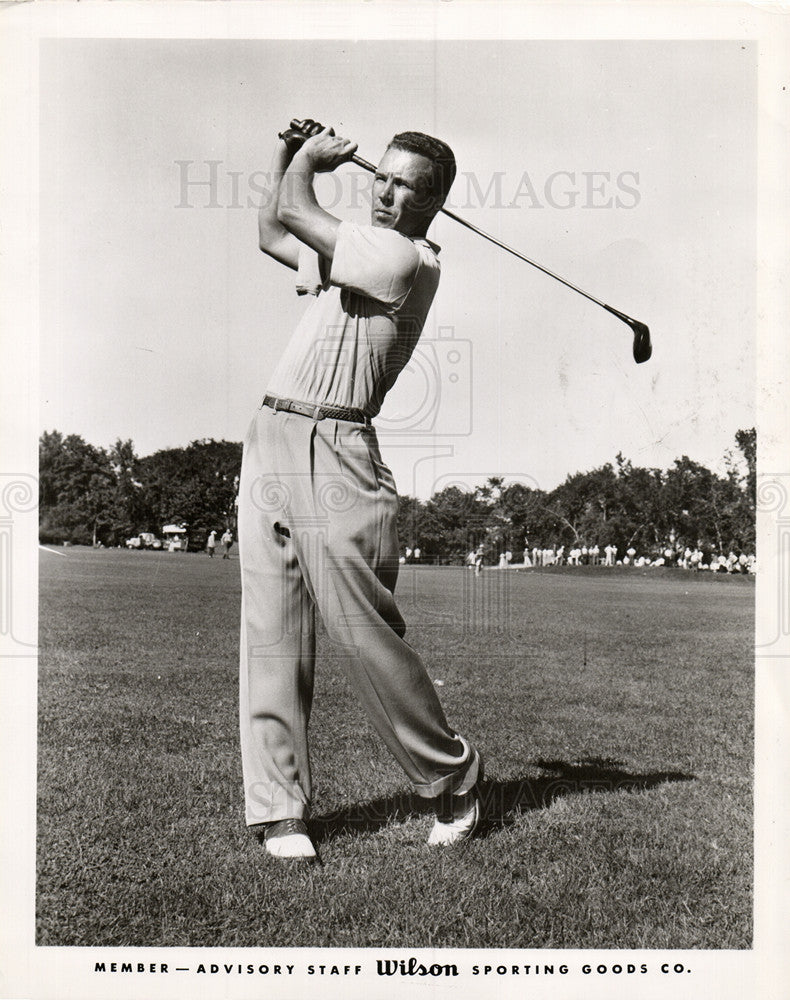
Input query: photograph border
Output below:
<box><xmin>2</xmin><ymin>3</ymin><xmax>788</xmax><ymax>999</ymax></box>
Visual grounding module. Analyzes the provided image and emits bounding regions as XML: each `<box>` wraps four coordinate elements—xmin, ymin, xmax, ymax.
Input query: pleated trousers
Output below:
<box><xmin>238</xmin><ymin>404</ymin><xmax>476</xmax><ymax>825</ymax></box>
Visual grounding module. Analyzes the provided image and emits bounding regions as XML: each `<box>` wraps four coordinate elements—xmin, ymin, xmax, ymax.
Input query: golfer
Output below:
<box><xmin>238</xmin><ymin>122</ymin><xmax>482</xmax><ymax>861</ymax></box>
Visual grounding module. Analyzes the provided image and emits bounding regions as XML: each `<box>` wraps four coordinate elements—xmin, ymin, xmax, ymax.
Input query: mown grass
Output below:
<box><xmin>37</xmin><ymin>550</ymin><xmax>753</xmax><ymax>948</ymax></box>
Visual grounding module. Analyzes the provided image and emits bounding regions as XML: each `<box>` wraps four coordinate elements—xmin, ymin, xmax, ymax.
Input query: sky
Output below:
<box><xmin>39</xmin><ymin>38</ymin><xmax>757</xmax><ymax>499</ymax></box>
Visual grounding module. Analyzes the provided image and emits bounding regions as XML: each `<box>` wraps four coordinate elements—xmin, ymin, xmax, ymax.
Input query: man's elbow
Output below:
<box><xmin>258</xmin><ymin>227</ymin><xmax>279</xmax><ymax>255</ymax></box>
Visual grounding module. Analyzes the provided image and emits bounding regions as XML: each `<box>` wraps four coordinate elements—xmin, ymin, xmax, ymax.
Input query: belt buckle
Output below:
<box><xmin>312</xmin><ymin>405</ymin><xmax>324</xmax><ymax>420</ymax></box>
<box><xmin>272</xmin><ymin>397</ymin><xmax>284</xmax><ymax>413</ymax></box>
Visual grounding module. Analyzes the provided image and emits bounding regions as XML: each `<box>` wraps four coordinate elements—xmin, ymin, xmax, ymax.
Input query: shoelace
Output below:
<box><xmin>435</xmin><ymin>790</ymin><xmax>477</xmax><ymax>824</ymax></box>
<box><xmin>264</xmin><ymin>817</ymin><xmax>309</xmax><ymax>839</ymax></box>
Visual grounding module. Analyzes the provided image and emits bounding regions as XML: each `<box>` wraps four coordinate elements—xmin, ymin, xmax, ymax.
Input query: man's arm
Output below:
<box><xmin>277</xmin><ymin>128</ymin><xmax>358</xmax><ymax>261</ymax></box>
<box><xmin>258</xmin><ymin>140</ymin><xmax>302</xmax><ymax>270</ymax></box>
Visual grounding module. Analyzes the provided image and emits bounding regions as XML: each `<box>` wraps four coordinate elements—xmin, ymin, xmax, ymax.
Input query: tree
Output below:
<box><xmin>475</xmin><ymin>477</ymin><xmax>511</xmax><ymax>554</ymax></box>
<box><xmin>735</xmin><ymin>427</ymin><xmax>756</xmax><ymax>497</ymax></box>
<box><xmin>548</xmin><ymin>464</ymin><xmax>623</xmax><ymax>548</ymax></box>
<box><xmin>39</xmin><ymin>431</ymin><xmax>116</xmax><ymax>545</ymax></box>
<box><xmin>396</xmin><ymin>494</ymin><xmax>428</xmax><ymax>552</ymax></box>
<box><xmin>498</xmin><ymin>482</ymin><xmax>551</xmax><ymax>550</ymax></box>
<box><xmin>724</xmin><ymin>428</ymin><xmax>756</xmax><ymax>551</ymax></box>
<box><xmin>38</xmin><ymin>428</ymin><xmax>756</xmax><ymax>558</ymax></box>
<box><xmin>422</xmin><ymin>486</ymin><xmax>490</xmax><ymax>563</ymax></box>
<box><xmin>137</xmin><ymin>439</ymin><xmax>242</xmax><ymax>548</ymax></box>
<box><xmin>104</xmin><ymin>438</ymin><xmax>144</xmax><ymax>545</ymax></box>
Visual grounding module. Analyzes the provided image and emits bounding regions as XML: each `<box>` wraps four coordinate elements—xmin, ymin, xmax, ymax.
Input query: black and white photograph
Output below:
<box><xmin>1</xmin><ymin>3</ymin><xmax>788</xmax><ymax>999</ymax></box>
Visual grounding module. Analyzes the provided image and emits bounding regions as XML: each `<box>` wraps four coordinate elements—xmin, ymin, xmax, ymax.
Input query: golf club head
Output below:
<box><xmin>604</xmin><ymin>305</ymin><xmax>652</xmax><ymax>364</ymax></box>
<box><xmin>629</xmin><ymin>320</ymin><xmax>652</xmax><ymax>364</ymax></box>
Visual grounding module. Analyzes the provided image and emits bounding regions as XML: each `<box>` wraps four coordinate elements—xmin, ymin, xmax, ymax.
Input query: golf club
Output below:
<box><xmin>280</xmin><ymin>119</ymin><xmax>653</xmax><ymax>364</ymax></box>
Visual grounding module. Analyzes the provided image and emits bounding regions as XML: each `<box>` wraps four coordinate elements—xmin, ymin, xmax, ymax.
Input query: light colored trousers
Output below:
<box><xmin>238</xmin><ymin>405</ymin><xmax>476</xmax><ymax>825</ymax></box>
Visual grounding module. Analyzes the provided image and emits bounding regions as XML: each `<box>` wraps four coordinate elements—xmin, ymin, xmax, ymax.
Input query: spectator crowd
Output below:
<box><xmin>492</xmin><ymin>541</ymin><xmax>757</xmax><ymax>574</ymax></box>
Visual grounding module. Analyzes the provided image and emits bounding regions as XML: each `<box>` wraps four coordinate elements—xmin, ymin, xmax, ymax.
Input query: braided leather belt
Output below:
<box><xmin>262</xmin><ymin>394</ymin><xmax>370</xmax><ymax>425</ymax></box>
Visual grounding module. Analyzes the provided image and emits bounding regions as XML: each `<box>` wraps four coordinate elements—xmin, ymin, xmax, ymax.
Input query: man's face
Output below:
<box><xmin>371</xmin><ymin>147</ymin><xmax>440</xmax><ymax>237</ymax></box>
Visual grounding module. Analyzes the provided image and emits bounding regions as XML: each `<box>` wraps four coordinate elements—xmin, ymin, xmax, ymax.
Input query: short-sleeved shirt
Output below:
<box><xmin>267</xmin><ymin>221</ymin><xmax>441</xmax><ymax>417</ymax></box>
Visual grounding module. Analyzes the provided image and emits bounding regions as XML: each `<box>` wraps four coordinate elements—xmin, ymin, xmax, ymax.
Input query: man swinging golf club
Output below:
<box><xmin>238</xmin><ymin>120</ymin><xmax>482</xmax><ymax>861</ymax></box>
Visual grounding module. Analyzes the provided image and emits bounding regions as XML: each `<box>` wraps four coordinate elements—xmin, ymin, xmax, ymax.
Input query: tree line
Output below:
<box><xmin>39</xmin><ymin>428</ymin><xmax>755</xmax><ymax>561</ymax></box>
<box><xmin>39</xmin><ymin>432</ymin><xmax>241</xmax><ymax>550</ymax></box>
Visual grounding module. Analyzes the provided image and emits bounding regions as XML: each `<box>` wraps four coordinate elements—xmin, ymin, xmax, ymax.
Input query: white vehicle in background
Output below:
<box><xmin>162</xmin><ymin>524</ymin><xmax>189</xmax><ymax>552</ymax></box>
<box><xmin>125</xmin><ymin>532</ymin><xmax>162</xmax><ymax>550</ymax></box>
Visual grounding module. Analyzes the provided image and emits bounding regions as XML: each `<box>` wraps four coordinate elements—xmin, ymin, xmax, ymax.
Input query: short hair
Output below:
<box><xmin>387</xmin><ymin>131</ymin><xmax>457</xmax><ymax>205</ymax></box>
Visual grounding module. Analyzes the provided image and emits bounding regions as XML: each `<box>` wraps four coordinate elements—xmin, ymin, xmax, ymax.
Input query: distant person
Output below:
<box><xmin>221</xmin><ymin>529</ymin><xmax>234</xmax><ymax>559</ymax></box>
<box><xmin>206</xmin><ymin>530</ymin><xmax>217</xmax><ymax>558</ymax></box>
<box><xmin>474</xmin><ymin>544</ymin><xmax>485</xmax><ymax>577</ymax></box>
<box><xmin>413</xmin><ymin>546</ymin><xmax>421</xmax><ymax>562</ymax></box>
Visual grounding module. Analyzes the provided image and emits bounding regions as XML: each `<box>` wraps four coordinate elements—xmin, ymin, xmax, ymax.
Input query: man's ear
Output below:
<box><xmin>422</xmin><ymin>188</ymin><xmax>444</xmax><ymax>221</ymax></box>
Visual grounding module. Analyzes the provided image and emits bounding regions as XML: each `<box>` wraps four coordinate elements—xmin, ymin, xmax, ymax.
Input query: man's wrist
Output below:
<box><xmin>272</xmin><ymin>139</ymin><xmax>295</xmax><ymax>169</ymax></box>
<box><xmin>288</xmin><ymin>147</ymin><xmax>316</xmax><ymax>175</ymax></box>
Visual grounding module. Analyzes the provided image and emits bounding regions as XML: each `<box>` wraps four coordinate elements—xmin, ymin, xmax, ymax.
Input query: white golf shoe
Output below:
<box><xmin>263</xmin><ymin>818</ymin><xmax>317</xmax><ymax>860</ymax></box>
<box><xmin>428</xmin><ymin>790</ymin><xmax>481</xmax><ymax>846</ymax></box>
<box><xmin>428</xmin><ymin>751</ymin><xmax>484</xmax><ymax>846</ymax></box>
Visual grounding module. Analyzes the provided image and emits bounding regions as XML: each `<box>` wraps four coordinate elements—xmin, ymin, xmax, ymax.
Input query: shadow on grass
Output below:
<box><xmin>311</xmin><ymin>757</ymin><xmax>695</xmax><ymax>845</ymax></box>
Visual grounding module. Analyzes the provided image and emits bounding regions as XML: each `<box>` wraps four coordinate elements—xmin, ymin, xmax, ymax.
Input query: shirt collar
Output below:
<box><xmin>414</xmin><ymin>236</ymin><xmax>441</xmax><ymax>254</ymax></box>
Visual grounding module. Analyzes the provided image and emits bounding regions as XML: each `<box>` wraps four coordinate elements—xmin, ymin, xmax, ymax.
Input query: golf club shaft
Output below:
<box><xmin>351</xmin><ymin>152</ymin><xmax>608</xmax><ymax>311</ymax></box>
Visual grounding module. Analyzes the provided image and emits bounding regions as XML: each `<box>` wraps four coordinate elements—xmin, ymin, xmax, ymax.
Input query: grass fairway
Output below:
<box><xmin>37</xmin><ymin>549</ymin><xmax>753</xmax><ymax>949</ymax></box>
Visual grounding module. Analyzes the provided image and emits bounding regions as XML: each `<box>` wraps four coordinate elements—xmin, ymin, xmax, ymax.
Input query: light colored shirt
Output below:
<box><xmin>267</xmin><ymin>221</ymin><xmax>441</xmax><ymax>417</ymax></box>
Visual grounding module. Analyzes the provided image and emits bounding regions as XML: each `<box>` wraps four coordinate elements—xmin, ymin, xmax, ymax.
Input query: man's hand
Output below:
<box><xmin>294</xmin><ymin>127</ymin><xmax>358</xmax><ymax>174</ymax></box>
<box><xmin>279</xmin><ymin>118</ymin><xmax>323</xmax><ymax>156</ymax></box>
